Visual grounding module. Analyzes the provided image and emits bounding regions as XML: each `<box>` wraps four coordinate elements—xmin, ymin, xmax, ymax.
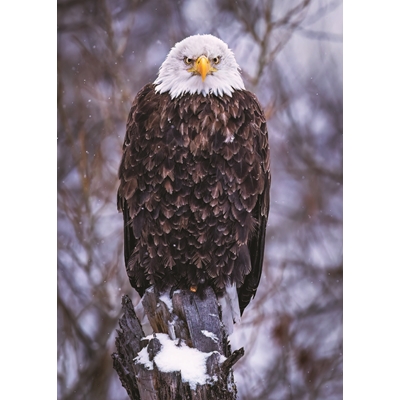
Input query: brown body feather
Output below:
<box><xmin>117</xmin><ymin>83</ymin><xmax>270</xmax><ymax>314</ymax></box>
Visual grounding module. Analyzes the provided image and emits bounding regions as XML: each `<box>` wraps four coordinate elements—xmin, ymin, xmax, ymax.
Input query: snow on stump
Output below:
<box><xmin>112</xmin><ymin>288</ymin><xmax>244</xmax><ymax>400</ymax></box>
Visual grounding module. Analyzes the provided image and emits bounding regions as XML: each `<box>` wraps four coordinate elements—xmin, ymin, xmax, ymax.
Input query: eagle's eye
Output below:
<box><xmin>184</xmin><ymin>57</ymin><xmax>193</xmax><ymax>65</ymax></box>
<box><xmin>213</xmin><ymin>56</ymin><xmax>221</xmax><ymax>64</ymax></box>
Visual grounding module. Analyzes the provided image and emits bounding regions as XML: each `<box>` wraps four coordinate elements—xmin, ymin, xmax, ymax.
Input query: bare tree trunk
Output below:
<box><xmin>112</xmin><ymin>288</ymin><xmax>244</xmax><ymax>399</ymax></box>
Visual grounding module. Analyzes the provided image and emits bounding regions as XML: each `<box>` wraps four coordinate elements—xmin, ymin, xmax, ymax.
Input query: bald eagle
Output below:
<box><xmin>117</xmin><ymin>34</ymin><xmax>270</xmax><ymax>328</ymax></box>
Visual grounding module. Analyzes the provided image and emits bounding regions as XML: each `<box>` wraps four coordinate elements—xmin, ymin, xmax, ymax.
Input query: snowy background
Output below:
<box><xmin>57</xmin><ymin>0</ymin><xmax>343</xmax><ymax>399</ymax></box>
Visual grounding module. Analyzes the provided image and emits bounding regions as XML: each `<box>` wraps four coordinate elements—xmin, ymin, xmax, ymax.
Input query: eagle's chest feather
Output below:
<box><xmin>119</xmin><ymin>86</ymin><xmax>267</xmax><ymax>292</ymax></box>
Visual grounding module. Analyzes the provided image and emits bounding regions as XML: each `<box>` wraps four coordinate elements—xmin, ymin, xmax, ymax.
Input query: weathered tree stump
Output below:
<box><xmin>112</xmin><ymin>288</ymin><xmax>244</xmax><ymax>399</ymax></box>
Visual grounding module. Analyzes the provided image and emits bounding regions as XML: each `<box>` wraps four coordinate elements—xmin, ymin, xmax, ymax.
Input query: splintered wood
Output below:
<box><xmin>112</xmin><ymin>288</ymin><xmax>244</xmax><ymax>400</ymax></box>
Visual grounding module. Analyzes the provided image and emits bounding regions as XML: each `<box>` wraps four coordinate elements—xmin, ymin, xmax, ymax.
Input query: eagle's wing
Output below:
<box><xmin>117</xmin><ymin>83</ymin><xmax>157</xmax><ymax>296</ymax></box>
<box><xmin>237</xmin><ymin>92</ymin><xmax>271</xmax><ymax>314</ymax></box>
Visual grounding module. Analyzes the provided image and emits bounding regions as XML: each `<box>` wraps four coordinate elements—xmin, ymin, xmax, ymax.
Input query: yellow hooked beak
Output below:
<box><xmin>188</xmin><ymin>55</ymin><xmax>217</xmax><ymax>81</ymax></box>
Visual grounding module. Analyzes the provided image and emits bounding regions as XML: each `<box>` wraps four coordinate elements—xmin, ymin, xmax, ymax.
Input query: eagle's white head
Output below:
<box><xmin>154</xmin><ymin>34</ymin><xmax>245</xmax><ymax>99</ymax></box>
